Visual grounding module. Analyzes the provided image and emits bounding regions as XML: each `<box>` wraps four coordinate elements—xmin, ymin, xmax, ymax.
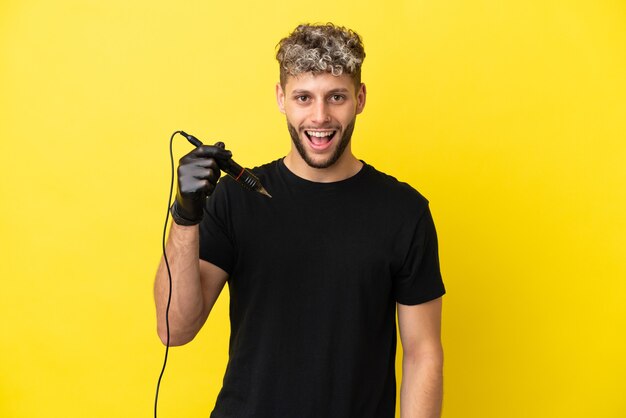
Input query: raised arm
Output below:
<box><xmin>397</xmin><ymin>297</ymin><xmax>444</xmax><ymax>418</ymax></box>
<box><xmin>153</xmin><ymin>143</ymin><xmax>232</xmax><ymax>346</ymax></box>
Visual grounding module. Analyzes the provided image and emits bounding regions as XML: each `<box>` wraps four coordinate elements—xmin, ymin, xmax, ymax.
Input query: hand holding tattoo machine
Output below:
<box><xmin>180</xmin><ymin>131</ymin><xmax>271</xmax><ymax>198</ymax></box>
<box><xmin>170</xmin><ymin>130</ymin><xmax>271</xmax><ymax>226</ymax></box>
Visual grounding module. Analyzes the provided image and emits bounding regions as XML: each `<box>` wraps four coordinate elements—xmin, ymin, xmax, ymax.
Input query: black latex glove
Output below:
<box><xmin>170</xmin><ymin>142</ymin><xmax>231</xmax><ymax>226</ymax></box>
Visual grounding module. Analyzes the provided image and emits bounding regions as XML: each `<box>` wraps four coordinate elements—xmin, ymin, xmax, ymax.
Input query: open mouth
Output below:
<box><xmin>304</xmin><ymin>130</ymin><xmax>337</xmax><ymax>149</ymax></box>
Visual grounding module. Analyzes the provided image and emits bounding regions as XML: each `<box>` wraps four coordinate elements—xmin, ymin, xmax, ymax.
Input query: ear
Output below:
<box><xmin>276</xmin><ymin>82</ymin><xmax>286</xmax><ymax>114</ymax></box>
<box><xmin>355</xmin><ymin>83</ymin><xmax>367</xmax><ymax>115</ymax></box>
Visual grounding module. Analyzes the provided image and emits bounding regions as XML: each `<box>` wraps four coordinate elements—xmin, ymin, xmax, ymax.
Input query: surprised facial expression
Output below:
<box><xmin>277</xmin><ymin>72</ymin><xmax>366</xmax><ymax>169</ymax></box>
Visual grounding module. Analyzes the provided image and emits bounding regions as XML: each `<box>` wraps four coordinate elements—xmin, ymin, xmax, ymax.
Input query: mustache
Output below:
<box><xmin>299</xmin><ymin>126</ymin><xmax>341</xmax><ymax>130</ymax></box>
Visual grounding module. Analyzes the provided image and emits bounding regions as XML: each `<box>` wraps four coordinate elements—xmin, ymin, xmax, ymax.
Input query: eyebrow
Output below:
<box><xmin>290</xmin><ymin>88</ymin><xmax>351</xmax><ymax>95</ymax></box>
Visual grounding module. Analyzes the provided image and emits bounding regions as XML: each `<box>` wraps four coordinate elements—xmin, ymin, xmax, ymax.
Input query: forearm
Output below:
<box><xmin>154</xmin><ymin>221</ymin><xmax>205</xmax><ymax>345</ymax></box>
<box><xmin>400</xmin><ymin>349</ymin><xmax>444</xmax><ymax>418</ymax></box>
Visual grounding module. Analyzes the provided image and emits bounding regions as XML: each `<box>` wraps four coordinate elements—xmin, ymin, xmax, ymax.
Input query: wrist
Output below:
<box><xmin>170</xmin><ymin>201</ymin><xmax>202</xmax><ymax>226</ymax></box>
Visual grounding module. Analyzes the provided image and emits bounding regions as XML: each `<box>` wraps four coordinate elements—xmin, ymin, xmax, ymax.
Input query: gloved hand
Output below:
<box><xmin>170</xmin><ymin>142</ymin><xmax>232</xmax><ymax>226</ymax></box>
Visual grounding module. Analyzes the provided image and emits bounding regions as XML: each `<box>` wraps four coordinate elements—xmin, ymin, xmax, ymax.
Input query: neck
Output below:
<box><xmin>283</xmin><ymin>148</ymin><xmax>363</xmax><ymax>183</ymax></box>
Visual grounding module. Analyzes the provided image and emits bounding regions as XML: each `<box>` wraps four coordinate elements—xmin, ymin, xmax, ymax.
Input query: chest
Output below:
<box><xmin>228</xmin><ymin>190</ymin><xmax>401</xmax><ymax>298</ymax></box>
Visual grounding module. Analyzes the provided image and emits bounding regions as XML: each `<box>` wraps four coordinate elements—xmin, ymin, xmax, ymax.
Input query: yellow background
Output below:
<box><xmin>1</xmin><ymin>0</ymin><xmax>625</xmax><ymax>417</ymax></box>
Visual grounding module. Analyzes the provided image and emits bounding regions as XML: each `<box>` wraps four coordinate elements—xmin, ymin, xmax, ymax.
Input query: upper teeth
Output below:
<box><xmin>307</xmin><ymin>131</ymin><xmax>334</xmax><ymax>137</ymax></box>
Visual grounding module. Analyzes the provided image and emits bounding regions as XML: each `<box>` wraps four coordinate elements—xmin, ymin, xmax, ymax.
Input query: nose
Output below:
<box><xmin>311</xmin><ymin>101</ymin><xmax>331</xmax><ymax>124</ymax></box>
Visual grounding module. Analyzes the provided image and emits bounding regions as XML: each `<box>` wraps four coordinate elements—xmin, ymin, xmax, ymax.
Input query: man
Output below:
<box><xmin>154</xmin><ymin>23</ymin><xmax>445</xmax><ymax>418</ymax></box>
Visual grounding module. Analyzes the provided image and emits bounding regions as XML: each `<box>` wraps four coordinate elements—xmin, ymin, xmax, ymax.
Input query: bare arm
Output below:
<box><xmin>397</xmin><ymin>297</ymin><xmax>444</xmax><ymax>418</ymax></box>
<box><xmin>154</xmin><ymin>221</ymin><xmax>228</xmax><ymax>346</ymax></box>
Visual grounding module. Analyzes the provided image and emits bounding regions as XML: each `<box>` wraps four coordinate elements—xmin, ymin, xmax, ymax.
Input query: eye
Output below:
<box><xmin>295</xmin><ymin>95</ymin><xmax>309</xmax><ymax>103</ymax></box>
<box><xmin>330</xmin><ymin>94</ymin><xmax>346</xmax><ymax>103</ymax></box>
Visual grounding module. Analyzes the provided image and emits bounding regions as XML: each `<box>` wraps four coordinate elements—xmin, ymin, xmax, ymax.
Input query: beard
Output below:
<box><xmin>287</xmin><ymin>118</ymin><xmax>356</xmax><ymax>169</ymax></box>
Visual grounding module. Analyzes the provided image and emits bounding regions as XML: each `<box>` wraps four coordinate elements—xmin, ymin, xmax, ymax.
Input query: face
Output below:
<box><xmin>276</xmin><ymin>72</ymin><xmax>366</xmax><ymax>169</ymax></box>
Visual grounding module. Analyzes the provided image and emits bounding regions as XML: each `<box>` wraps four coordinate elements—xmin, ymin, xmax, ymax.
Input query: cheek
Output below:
<box><xmin>335</xmin><ymin>108</ymin><xmax>357</xmax><ymax>125</ymax></box>
<box><xmin>285</xmin><ymin>108</ymin><xmax>307</xmax><ymax>126</ymax></box>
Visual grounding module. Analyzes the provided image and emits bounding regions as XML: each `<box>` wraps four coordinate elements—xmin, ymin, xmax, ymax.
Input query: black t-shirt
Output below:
<box><xmin>200</xmin><ymin>159</ymin><xmax>445</xmax><ymax>418</ymax></box>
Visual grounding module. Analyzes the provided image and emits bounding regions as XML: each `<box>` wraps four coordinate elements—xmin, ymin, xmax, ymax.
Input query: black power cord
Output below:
<box><xmin>154</xmin><ymin>130</ymin><xmax>180</xmax><ymax>418</ymax></box>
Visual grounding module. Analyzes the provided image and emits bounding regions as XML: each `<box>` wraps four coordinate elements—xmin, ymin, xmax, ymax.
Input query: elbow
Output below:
<box><xmin>156</xmin><ymin>308</ymin><xmax>207</xmax><ymax>346</ymax></box>
<box><xmin>157</xmin><ymin>326</ymin><xmax>197</xmax><ymax>347</ymax></box>
<box><xmin>403</xmin><ymin>344</ymin><xmax>444</xmax><ymax>368</ymax></box>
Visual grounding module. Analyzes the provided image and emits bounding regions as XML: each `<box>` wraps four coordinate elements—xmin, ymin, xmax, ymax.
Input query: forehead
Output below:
<box><xmin>284</xmin><ymin>72</ymin><xmax>356</xmax><ymax>95</ymax></box>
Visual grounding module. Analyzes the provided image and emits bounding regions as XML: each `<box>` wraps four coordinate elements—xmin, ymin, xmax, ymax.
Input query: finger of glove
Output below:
<box><xmin>187</xmin><ymin>158</ymin><xmax>221</xmax><ymax>171</ymax></box>
<box><xmin>181</xmin><ymin>144</ymin><xmax>231</xmax><ymax>163</ymax></box>
<box><xmin>178</xmin><ymin>167</ymin><xmax>220</xmax><ymax>192</ymax></box>
<box><xmin>180</xmin><ymin>177</ymin><xmax>216</xmax><ymax>197</ymax></box>
<box><xmin>179</xmin><ymin>158</ymin><xmax>220</xmax><ymax>179</ymax></box>
<box><xmin>178</xmin><ymin>158</ymin><xmax>220</xmax><ymax>176</ymax></box>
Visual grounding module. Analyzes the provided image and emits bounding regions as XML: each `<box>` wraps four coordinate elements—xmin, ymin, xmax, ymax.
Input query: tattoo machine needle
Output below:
<box><xmin>180</xmin><ymin>131</ymin><xmax>272</xmax><ymax>198</ymax></box>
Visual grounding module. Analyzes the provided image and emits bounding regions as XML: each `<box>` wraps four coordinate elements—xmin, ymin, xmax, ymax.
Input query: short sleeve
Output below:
<box><xmin>198</xmin><ymin>179</ymin><xmax>237</xmax><ymax>274</ymax></box>
<box><xmin>392</xmin><ymin>205</ymin><xmax>446</xmax><ymax>305</ymax></box>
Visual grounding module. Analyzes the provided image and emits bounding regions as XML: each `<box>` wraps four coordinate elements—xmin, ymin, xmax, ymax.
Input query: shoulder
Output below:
<box><xmin>250</xmin><ymin>159</ymin><xmax>282</xmax><ymax>178</ymax></box>
<box><xmin>362</xmin><ymin>163</ymin><xmax>430</xmax><ymax>215</ymax></box>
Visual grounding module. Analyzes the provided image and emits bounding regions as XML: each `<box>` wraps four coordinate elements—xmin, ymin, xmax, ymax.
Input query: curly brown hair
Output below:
<box><xmin>276</xmin><ymin>23</ymin><xmax>366</xmax><ymax>89</ymax></box>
